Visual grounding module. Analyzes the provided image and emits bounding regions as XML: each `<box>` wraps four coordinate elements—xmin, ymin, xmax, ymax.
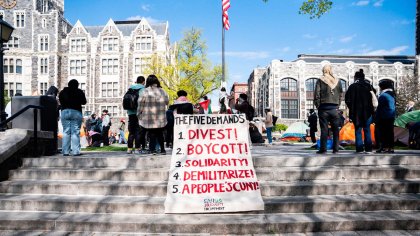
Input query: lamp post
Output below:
<box><xmin>0</xmin><ymin>16</ymin><xmax>15</xmax><ymax>131</ymax></box>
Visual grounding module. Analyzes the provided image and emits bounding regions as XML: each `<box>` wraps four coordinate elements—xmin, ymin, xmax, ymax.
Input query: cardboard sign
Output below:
<box><xmin>164</xmin><ymin>114</ymin><xmax>264</xmax><ymax>213</ymax></box>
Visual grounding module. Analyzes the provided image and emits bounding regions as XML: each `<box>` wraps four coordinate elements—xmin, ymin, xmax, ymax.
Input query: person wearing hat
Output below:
<box><xmin>375</xmin><ymin>80</ymin><xmax>396</xmax><ymax>153</ymax></box>
<box><xmin>58</xmin><ymin>79</ymin><xmax>87</xmax><ymax>156</ymax></box>
<box><xmin>118</xmin><ymin>118</ymin><xmax>127</xmax><ymax>144</ymax></box>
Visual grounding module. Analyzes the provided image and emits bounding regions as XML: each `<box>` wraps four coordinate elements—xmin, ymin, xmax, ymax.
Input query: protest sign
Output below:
<box><xmin>164</xmin><ymin>114</ymin><xmax>264</xmax><ymax>213</ymax></box>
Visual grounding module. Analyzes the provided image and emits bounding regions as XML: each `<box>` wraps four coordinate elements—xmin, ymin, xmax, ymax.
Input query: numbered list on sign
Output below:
<box><xmin>164</xmin><ymin>114</ymin><xmax>265</xmax><ymax>213</ymax></box>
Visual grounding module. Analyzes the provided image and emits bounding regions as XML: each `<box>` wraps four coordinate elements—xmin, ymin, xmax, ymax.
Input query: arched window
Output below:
<box><xmin>305</xmin><ymin>78</ymin><xmax>318</xmax><ymax>113</ymax></box>
<box><xmin>280</xmin><ymin>78</ymin><xmax>299</xmax><ymax>119</ymax></box>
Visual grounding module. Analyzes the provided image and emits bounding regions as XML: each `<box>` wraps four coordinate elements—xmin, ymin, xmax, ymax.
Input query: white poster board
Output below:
<box><xmin>164</xmin><ymin>114</ymin><xmax>264</xmax><ymax>213</ymax></box>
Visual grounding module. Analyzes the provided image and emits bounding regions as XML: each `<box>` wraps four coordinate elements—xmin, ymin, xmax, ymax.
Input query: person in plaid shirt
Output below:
<box><xmin>137</xmin><ymin>75</ymin><xmax>169</xmax><ymax>155</ymax></box>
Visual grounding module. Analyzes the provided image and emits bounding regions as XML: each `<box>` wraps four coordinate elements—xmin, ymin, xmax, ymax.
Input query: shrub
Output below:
<box><xmin>273</xmin><ymin>123</ymin><xmax>288</xmax><ymax>132</ymax></box>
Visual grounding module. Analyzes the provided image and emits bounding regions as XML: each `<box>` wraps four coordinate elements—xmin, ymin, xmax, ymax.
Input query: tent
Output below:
<box><xmin>394</xmin><ymin>110</ymin><xmax>420</xmax><ymax>128</ymax></box>
<box><xmin>281</xmin><ymin>122</ymin><xmax>309</xmax><ymax>141</ymax></box>
<box><xmin>393</xmin><ymin>111</ymin><xmax>420</xmax><ymax>146</ymax></box>
<box><xmin>339</xmin><ymin>122</ymin><xmax>376</xmax><ymax>144</ymax></box>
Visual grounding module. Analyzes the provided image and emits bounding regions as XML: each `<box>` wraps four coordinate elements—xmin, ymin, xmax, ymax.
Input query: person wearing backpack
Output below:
<box><xmin>124</xmin><ymin>76</ymin><xmax>145</xmax><ymax>154</ymax></box>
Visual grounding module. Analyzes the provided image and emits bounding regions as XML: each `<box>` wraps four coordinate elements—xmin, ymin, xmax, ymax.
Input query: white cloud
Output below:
<box><xmin>141</xmin><ymin>4</ymin><xmax>151</xmax><ymax>12</ymax></box>
<box><xmin>353</xmin><ymin>0</ymin><xmax>370</xmax><ymax>6</ymax></box>
<box><xmin>340</xmin><ymin>34</ymin><xmax>357</xmax><ymax>43</ymax></box>
<box><xmin>210</xmin><ymin>51</ymin><xmax>270</xmax><ymax>60</ymax></box>
<box><xmin>391</xmin><ymin>19</ymin><xmax>415</xmax><ymax>26</ymax></box>
<box><xmin>303</xmin><ymin>34</ymin><xmax>317</xmax><ymax>39</ymax></box>
<box><xmin>364</xmin><ymin>45</ymin><xmax>409</xmax><ymax>55</ymax></box>
<box><xmin>126</xmin><ymin>15</ymin><xmax>142</xmax><ymax>21</ymax></box>
<box><xmin>333</xmin><ymin>49</ymin><xmax>353</xmax><ymax>54</ymax></box>
<box><xmin>317</xmin><ymin>38</ymin><xmax>335</xmax><ymax>47</ymax></box>
<box><xmin>281</xmin><ymin>47</ymin><xmax>291</xmax><ymax>52</ymax></box>
<box><xmin>373</xmin><ymin>0</ymin><xmax>384</xmax><ymax>7</ymax></box>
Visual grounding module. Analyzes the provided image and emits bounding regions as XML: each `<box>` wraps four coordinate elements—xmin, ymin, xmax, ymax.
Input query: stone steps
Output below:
<box><xmin>9</xmin><ymin>166</ymin><xmax>420</xmax><ymax>181</ymax></box>
<box><xmin>0</xmin><ymin>193</ymin><xmax>418</xmax><ymax>214</ymax></box>
<box><xmin>0</xmin><ymin>179</ymin><xmax>418</xmax><ymax>197</ymax></box>
<box><xmin>21</xmin><ymin>155</ymin><xmax>420</xmax><ymax>169</ymax></box>
<box><xmin>0</xmin><ymin>210</ymin><xmax>418</xmax><ymax>234</ymax></box>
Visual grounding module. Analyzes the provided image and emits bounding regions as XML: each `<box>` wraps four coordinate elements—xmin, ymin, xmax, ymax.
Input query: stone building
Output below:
<box><xmin>248</xmin><ymin>54</ymin><xmax>416</xmax><ymax>124</ymax></box>
<box><xmin>2</xmin><ymin>0</ymin><xmax>172</xmax><ymax>119</ymax></box>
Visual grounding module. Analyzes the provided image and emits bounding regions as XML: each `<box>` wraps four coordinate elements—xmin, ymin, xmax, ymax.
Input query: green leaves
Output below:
<box><xmin>262</xmin><ymin>0</ymin><xmax>333</xmax><ymax>19</ymax></box>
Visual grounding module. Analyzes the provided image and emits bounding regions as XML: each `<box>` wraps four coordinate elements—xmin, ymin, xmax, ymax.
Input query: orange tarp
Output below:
<box><xmin>339</xmin><ymin>122</ymin><xmax>376</xmax><ymax>143</ymax></box>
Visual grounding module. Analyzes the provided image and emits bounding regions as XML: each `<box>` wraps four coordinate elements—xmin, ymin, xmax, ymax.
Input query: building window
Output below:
<box><xmin>340</xmin><ymin>79</ymin><xmax>348</xmax><ymax>92</ymax></box>
<box><xmin>101</xmin><ymin>58</ymin><xmax>119</xmax><ymax>75</ymax></box>
<box><xmin>103</xmin><ymin>37</ymin><xmax>118</xmax><ymax>51</ymax></box>
<box><xmin>101</xmin><ymin>82</ymin><xmax>118</xmax><ymax>97</ymax></box>
<box><xmin>42</xmin><ymin>19</ymin><xmax>47</xmax><ymax>28</ymax></box>
<box><xmin>135</xmin><ymin>36</ymin><xmax>152</xmax><ymax>51</ymax></box>
<box><xmin>134</xmin><ymin>57</ymin><xmax>151</xmax><ymax>74</ymax></box>
<box><xmin>15</xmin><ymin>11</ymin><xmax>25</xmax><ymax>28</ymax></box>
<box><xmin>0</xmin><ymin>11</ymin><xmax>4</xmax><ymax>18</ymax></box>
<box><xmin>39</xmin><ymin>82</ymin><xmax>48</xmax><ymax>95</ymax></box>
<box><xmin>6</xmin><ymin>37</ymin><xmax>19</xmax><ymax>48</ymax></box>
<box><xmin>69</xmin><ymin>59</ymin><xmax>87</xmax><ymax>75</ymax></box>
<box><xmin>16</xmin><ymin>59</ymin><xmax>22</xmax><ymax>74</ymax></box>
<box><xmin>42</xmin><ymin>0</ymin><xmax>49</xmax><ymax>13</ymax></box>
<box><xmin>306</xmin><ymin>100</ymin><xmax>314</xmax><ymax>114</ymax></box>
<box><xmin>281</xmin><ymin>99</ymin><xmax>299</xmax><ymax>119</ymax></box>
<box><xmin>40</xmin><ymin>58</ymin><xmax>48</xmax><ymax>74</ymax></box>
<box><xmin>280</xmin><ymin>78</ymin><xmax>298</xmax><ymax>98</ymax></box>
<box><xmin>3</xmin><ymin>58</ymin><xmax>21</xmax><ymax>74</ymax></box>
<box><xmin>5</xmin><ymin>82</ymin><xmax>22</xmax><ymax>97</ymax></box>
<box><xmin>70</xmin><ymin>38</ymin><xmax>87</xmax><ymax>53</ymax></box>
<box><xmin>39</xmin><ymin>35</ymin><xmax>49</xmax><ymax>52</ymax></box>
<box><xmin>100</xmin><ymin>105</ymin><xmax>118</xmax><ymax>117</ymax></box>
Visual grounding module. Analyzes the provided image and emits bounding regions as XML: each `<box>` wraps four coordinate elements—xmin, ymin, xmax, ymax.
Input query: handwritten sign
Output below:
<box><xmin>164</xmin><ymin>114</ymin><xmax>264</xmax><ymax>213</ymax></box>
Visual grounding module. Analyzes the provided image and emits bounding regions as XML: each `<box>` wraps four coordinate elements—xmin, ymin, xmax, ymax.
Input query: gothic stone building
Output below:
<box><xmin>2</xmin><ymin>0</ymin><xmax>171</xmax><ymax>119</ymax></box>
<box><xmin>248</xmin><ymin>54</ymin><xmax>416</xmax><ymax>124</ymax></box>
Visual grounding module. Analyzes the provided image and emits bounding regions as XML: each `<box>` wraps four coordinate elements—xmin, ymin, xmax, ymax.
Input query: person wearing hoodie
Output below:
<box><xmin>169</xmin><ymin>90</ymin><xmax>194</xmax><ymax>115</ymax></box>
<box><xmin>314</xmin><ymin>65</ymin><xmax>342</xmax><ymax>154</ymax></box>
<box><xmin>345</xmin><ymin>69</ymin><xmax>376</xmax><ymax>153</ymax></box>
<box><xmin>126</xmin><ymin>76</ymin><xmax>146</xmax><ymax>154</ymax></box>
<box><xmin>58</xmin><ymin>79</ymin><xmax>87</xmax><ymax>156</ymax></box>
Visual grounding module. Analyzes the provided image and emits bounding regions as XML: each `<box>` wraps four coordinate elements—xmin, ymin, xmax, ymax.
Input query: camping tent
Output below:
<box><xmin>281</xmin><ymin>122</ymin><xmax>309</xmax><ymax>141</ymax></box>
<box><xmin>339</xmin><ymin>122</ymin><xmax>376</xmax><ymax>144</ymax></box>
<box><xmin>393</xmin><ymin>111</ymin><xmax>420</xmax><ymax>145</ymax></box>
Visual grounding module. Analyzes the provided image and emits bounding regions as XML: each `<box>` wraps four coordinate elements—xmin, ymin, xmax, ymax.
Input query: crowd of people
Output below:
<box><xmin>311</xmin><ymin>65</ymin><xmax>417</xmax><ymax>154</ymax></box>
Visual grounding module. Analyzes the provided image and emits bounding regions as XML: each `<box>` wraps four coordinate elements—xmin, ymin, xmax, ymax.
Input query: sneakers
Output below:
<box><xmin>127</xmin><ymin>149</ymin><xmax>133</xmax><ymax>154</ymax></box>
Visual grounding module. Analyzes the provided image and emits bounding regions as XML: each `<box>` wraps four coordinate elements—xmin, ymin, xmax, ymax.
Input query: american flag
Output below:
<box><xmin>222</xmin><ymin>0</ymin><xmax>231</xmax><ymax>30</ymax></box>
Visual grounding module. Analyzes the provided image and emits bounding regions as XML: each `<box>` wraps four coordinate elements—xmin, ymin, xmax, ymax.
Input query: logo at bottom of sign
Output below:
<box><xmin>203</xmin><ymin>198</ymin><xmax>224</xmax><ymax>211</ymax></box>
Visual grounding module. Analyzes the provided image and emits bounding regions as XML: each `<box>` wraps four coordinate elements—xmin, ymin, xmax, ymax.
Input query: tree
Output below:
<box><xmin>262</xmin><ymin>0</ymin><xmax>333</xmax><ymax>19</ymax></box>
<box><xmin>395</xmin><ymin>75</ymin><xmax>420</xmax><ymax>115</ymax></box>
<box><xmin>145</xmin><ymin>28</ymin><xmax>222</xmax><ymax>104</ymax></box>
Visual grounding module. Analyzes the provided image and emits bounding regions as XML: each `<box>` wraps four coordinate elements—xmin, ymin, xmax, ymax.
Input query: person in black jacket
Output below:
<box><xmin>58</xmin><ymin>79</ymin><xmax>87</xmax><ymax>156</ymax></box>
<box><xmin>169</xmin><ymin>90</ymin><xmax>194</xmax><ymax>115</ymax></box>
<box><xmin>345</xmin><ymin>69</ymin><xmax>375</xmax><ymax>153</ymax></box>
<box><xmin>307</xmin><ymin>109</ymin><xmax>318</xmax><ymax>145</ymax></box>
<box><xmin>314</xmin><ymin>65</ymin><xmax>342</xmax><ymax>154</ymax></box>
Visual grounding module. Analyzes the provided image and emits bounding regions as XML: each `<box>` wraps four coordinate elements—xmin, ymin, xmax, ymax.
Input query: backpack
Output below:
<box><xmin>272</xmin><ymin>115</ymin><xmax>278</xmax><ymax>125</ymax></box>
<box><xmin>246</xmin><ymin>105</ymin><xmax>255</xmax><ymax>121</ymax></box>
<box><xmin>122</xmin><ymin>88</ymin><xmax>141</xmax><ymax>110</ymax></box>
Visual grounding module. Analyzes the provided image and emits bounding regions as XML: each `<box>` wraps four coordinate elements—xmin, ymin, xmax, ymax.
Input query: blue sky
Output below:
<box><xmin>65</xmin><ymin>0</ymin><xmax>416</xmax><ymax>86</ymax></box>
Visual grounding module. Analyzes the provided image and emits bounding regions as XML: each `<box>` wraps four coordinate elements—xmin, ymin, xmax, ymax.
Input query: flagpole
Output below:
<box><xmin>222</xmin><ymin>3</ymin><xmax>225</xmax><ymax>88</ymax></box>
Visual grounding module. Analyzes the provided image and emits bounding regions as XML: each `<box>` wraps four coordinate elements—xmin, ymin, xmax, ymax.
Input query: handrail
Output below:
<box><xmin>0</xmin><ymin>105</ymin><xmax>44</xmax><ymax>157</ymax></box>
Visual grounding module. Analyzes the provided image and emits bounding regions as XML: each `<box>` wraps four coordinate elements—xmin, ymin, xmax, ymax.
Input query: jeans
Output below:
<box><xmin>61</xmin><ymin>109</ymin><xmax>83</xmax><ymax>155</ymax></box>
<box><xmin>318</xmin><ymin>109</ymin><xmax>340</xmax><ymax>152</ymax></box>
<box><xmin>266</xmin><ymin>127</ymin><xmax>273</xmax><ymax>144</ymax></box>
<box><xmin>119</xmin><ymin>130</ymin><xmax>127</xmax><ymax>144</ymax></box>
<box><xmin>355</xmin><ymin>116</ymin><xmax>373</xmax><ymax>152</ymax></box>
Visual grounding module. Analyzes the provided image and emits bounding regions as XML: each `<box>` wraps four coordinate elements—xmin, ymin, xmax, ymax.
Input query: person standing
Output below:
<box><xmin>375</xmin><ymin>81</ymin><xmax>396</xmax><ymax>153</ymax></box>
<box><xmin>58</xmin><ymin>79</ymin><xmax>87</xmax><ymax>156</ymax></box>
<box><xmin>314</xmin><ymin>65</ymin><xmax>342</xmax><ymax>154</ymax></box>
<box><xmin>219</xmin><ymin>87</ymin><xmax>231</xmax><ymax>114</ymax></box>
<box><xmin>101</xmin><ymin>109</ymin><xmax>111</xmax><ymax>146</ymax></box>
<box><xmin>235</xmin><ymin>93</ymin><xmax>254</xmax><ymax>121</ymax></box>
<box><xmin>170</xmin><ymin>90</ymin><xmax>195</xmax><ymax>115</ymax></box>
<box><xmin>264</xmin><ymin>108</ymin><xmax>273</xmax><ymax>145</ymax></box>
<box><xmin>307</xmin><ymin>109</ymin><xmax>318</xmax><ymax>145</ymax></box>
<box><xmin>345</xmin><ymin>70</ymin><xmax>375</xmax><ymax>153</ymax></box>
<box><xmin>118</xmin><ymin>119</ymin><xmax>127</xmax><ymax>144</ymax></box>
<box><xmin>125</xmin><ymin>76</ymin><xmax>146</xmax><ymax>154</ymax></box>
<box><xmin>137</xmin><ymin>75</ymin><xmax>169</xmax><ymax>155</ymax></box>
